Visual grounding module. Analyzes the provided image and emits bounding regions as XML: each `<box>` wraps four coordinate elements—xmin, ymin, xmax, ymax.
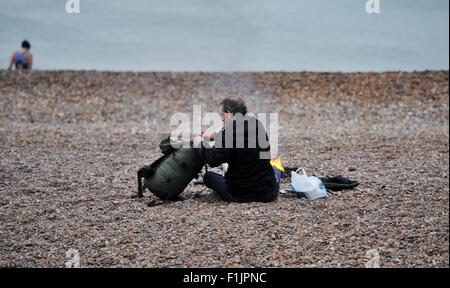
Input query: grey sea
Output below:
<box><xmin>0</xmin><ymin>0</ymin><xmax>448</xmax><ymax>71</ymax></box>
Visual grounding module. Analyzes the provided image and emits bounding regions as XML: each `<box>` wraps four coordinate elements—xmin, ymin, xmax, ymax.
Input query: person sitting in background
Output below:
<box><xmin>8</xmin><ymin>40</ymin><xmax>33</xmax><ymax>71</ymax></box>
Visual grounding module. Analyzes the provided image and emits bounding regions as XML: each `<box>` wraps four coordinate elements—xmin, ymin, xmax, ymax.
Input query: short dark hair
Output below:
<box><xmin>220</xmin><ymin>97</ymin><xmax>247</xmax><ymax>116</ymax></box>
<box><xmin>22</xmin><ymin>40</ymin><xmax>31</xmax><ymax>49</ymax></box>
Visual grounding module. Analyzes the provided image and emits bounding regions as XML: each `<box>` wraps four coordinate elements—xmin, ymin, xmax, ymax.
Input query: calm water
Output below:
<box><xmin>0</xmin><ymin>0</ymin><xmax>448</xmax><ymax>71</ymax></box>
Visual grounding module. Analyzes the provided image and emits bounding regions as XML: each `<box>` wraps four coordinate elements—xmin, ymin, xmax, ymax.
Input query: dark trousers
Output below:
<box><xmin>203</xmin><ymin>167</ymin><xmax>280</xmax><ymax>203</ymax></box>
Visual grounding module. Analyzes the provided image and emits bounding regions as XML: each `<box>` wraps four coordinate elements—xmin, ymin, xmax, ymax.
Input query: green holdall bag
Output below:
<box><xmin>136</xmin><ymin>137</ymin><xmax>205</xmax><ymax>200</ymax></box>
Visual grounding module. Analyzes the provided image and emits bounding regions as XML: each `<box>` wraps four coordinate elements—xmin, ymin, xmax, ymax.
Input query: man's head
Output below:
<box><xmin>21</xmin><ymin>40</ymin><xmax>31</xmax><ymax>50</ymax></box>
<box><xmin>220</xmin><ymin>97</ymin><xmax>247</xmax><ymax>122</ymax></box>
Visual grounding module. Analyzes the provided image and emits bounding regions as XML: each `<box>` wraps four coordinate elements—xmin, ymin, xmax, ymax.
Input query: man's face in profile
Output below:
<box><xmin>220</xmin><ymin>106</ymin><xmax>228</xmax><ymax>123</ymax></box>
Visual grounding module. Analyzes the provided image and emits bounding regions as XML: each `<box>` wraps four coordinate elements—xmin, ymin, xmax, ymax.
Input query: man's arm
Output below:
<box><xmin>197</xmin><ymin>143</ymin><xmax>231</xmax><ymax>167</ymax></box>
<box><xmin>194</xmin><ymin>128</ymin><xmax>232</xmax><ymax>167</ymax></box>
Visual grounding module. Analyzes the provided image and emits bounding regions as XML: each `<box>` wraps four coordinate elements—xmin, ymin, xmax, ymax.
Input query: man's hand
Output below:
<box><xmin>201</xmin><ymin>130</ymin><xmax>215</xmax><ymax>141</ymax></box>
<box><xmin>193</xmin><ymin>135</ymin><xmax>203</xmax><ymax>148</ymax></box>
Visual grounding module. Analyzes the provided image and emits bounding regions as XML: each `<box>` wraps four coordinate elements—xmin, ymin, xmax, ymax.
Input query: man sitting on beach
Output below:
<box><xmin>193</xmin><ymin>97</ymin><xmax>279</xmax><ymax>203</ymax></box>
<box><xmin>8</xmin><ymin>40</ymin><xmax>33</xmax><ymax>71</ymax></box>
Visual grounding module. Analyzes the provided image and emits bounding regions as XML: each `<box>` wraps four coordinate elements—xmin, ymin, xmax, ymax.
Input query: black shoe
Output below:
<box><xmin>320</xmin><ymin>175</ymin><xmax>359</xmax><ymax>191</ymax></box>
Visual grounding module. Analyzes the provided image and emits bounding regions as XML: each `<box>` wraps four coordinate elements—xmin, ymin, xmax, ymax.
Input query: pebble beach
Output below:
<box><xmin>0</xmin><ymin>70</ymin><xmax>448</xmax><ymax>267</ymax></box>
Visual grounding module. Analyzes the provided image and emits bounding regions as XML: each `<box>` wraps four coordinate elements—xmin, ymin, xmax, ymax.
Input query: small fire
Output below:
<box><xmin>270</xmin><ymin>157</ymin><xmax>284</xmax><ymax>172</ymax></box>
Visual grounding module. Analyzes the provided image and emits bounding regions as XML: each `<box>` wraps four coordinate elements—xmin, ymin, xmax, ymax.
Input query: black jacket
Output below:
<box><xmin>197</xmin><ymin>115</ymin><xmax>276</xmax><ymax>200</ymax></box>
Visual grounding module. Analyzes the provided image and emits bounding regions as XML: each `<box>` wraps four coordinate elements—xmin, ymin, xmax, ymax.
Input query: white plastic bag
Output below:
<box><xmin>291</xmin><ymin>168</ymin><xmax>327</xmax><ymax>200</ymax></box>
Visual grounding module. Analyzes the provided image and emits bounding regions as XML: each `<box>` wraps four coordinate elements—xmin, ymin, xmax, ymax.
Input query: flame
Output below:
<box><xmin>270</xmin><ymin>157</ymin><xmax>284</xmax><ymax>172</ymax></box>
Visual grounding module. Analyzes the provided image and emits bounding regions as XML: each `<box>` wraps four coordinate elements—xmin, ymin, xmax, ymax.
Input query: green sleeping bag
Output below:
<box><xmin>136</xmin><ymin>137</ymin><xmax>205</xmax><ymax>200</ymax></box>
